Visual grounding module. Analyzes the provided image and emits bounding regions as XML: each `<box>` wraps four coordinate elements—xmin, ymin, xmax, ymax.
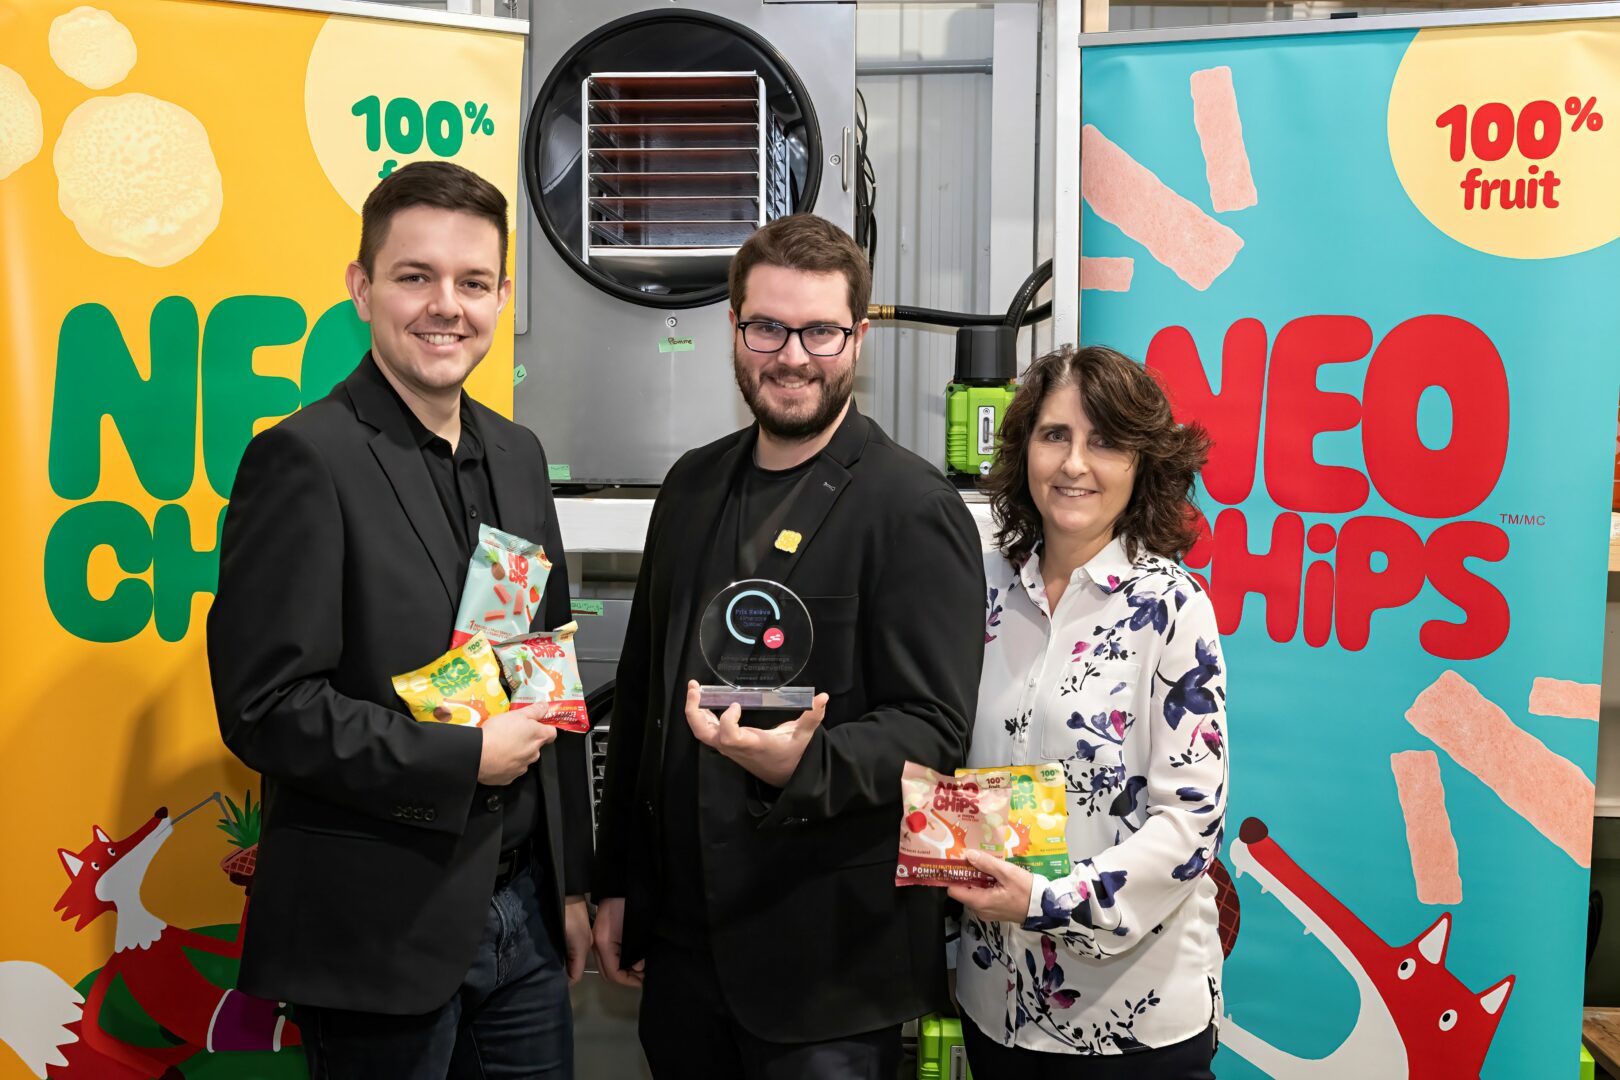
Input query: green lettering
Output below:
<box><xmin>301</xmin><ymin>300</ymin><xmax>369</xmax><ymax>407</ymax></box>
<box><xmin>152</xmin><ymin>504</ymin><xmax>224</xmax><ymax>642</ymax></box>
<box><xmin>49</xmin><ymin>298</ymin><xmax>199</xmax><ymax>501</ymax></box>
<box><xmin>201</xmin><ymin>296</ymin><xmax>306</xmax><ymax>499</ymax></box>
<box><xmin>43</xmin><ymin>502</ymin><xmax>154</xmax><ymax>642</ymax></box>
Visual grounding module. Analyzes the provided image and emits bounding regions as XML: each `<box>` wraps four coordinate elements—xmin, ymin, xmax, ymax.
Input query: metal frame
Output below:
<box><xmin>577</xmin><ymin>71</ymin><xmax>768</xmax><ymax>275</ymax></box>
<box><xmin>991</xmin><ymin>3</ymin><xmax>1041</xmax><ymax>361</ymax></box>
<box><xmin>1055</xmin><ymin>0</ymin><xmax>1620</xmax><ymax>345</ymax></box>
<box><xmin>214</xmin><ymin>0</ymin><xmax>523</xmax><ymax>33</ymax></box>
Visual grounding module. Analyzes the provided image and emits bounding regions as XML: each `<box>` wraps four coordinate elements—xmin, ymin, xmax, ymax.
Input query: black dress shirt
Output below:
<box><xmin>365</xmin><ymin>358</ymin><xmax>540</xmax><ymax>852</ymax></box>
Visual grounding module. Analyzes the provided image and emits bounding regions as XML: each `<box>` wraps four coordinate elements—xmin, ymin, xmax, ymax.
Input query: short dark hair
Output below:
<box><xmin>986</xmin><ymin>345</ymin><xmax>1211</xmax><ymax>565</ymax></box>
<box><xmin>729</xmin><ymin>214</ymin><xmax>871</xmax><ymax>322</ymax></box>
<box><xmin>357</xmin><ymin>161</ymin><xmax>509</xmax><ymax>279</ymax></box>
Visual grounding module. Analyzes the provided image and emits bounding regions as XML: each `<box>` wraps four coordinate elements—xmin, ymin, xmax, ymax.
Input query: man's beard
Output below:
<box><xmin>733</xmin><ymin>348</ymin><xmax>856</xmax><ymax>441</ymax></box>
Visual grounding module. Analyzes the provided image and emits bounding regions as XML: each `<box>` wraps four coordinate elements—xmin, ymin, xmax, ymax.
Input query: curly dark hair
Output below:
<box><xmin>986</xmin><ymin>344</ymin><xmax>1210</xmax><ymax>565</ymax></box>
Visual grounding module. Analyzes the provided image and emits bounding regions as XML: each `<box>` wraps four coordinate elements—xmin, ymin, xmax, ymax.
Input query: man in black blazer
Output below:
<box><xmin>210</xmin><ymin>162</ymin><xmax>590</xmax><ymax>1078</ymax></box>
<box><xmin>591</xmin><ymin>214</ymin><xmax>985</xmax><ymax>1077</ymax></box>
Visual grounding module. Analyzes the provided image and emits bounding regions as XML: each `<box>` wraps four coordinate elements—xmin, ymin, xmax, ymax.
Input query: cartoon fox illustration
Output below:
<box><xmin>1220</xmin><ymin>817</ymin><xmax>1513</xmax><ymax>1080</ymax></box>
<box><xmin>0</xmin><ymin>804</ymin><xmax>295</xmax><ymax>1080</ymax></box>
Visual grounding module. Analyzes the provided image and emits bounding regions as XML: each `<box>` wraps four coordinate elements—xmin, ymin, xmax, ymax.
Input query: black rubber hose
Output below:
<box><xmin>1004</xmin><ymin>259</ymin><xmax>1054</xmax><ymax>329</ymax></box>
<box><xmin>873</xmin><ymin>300</ymin><xmax>1051</xmax><ymax>328</ymax></box>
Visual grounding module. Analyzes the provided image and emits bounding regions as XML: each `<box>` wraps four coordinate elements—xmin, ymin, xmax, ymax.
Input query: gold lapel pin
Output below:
<box><xmin>774</xmin><ymin>529</ymin><xmax>803</xmax><ymax>554</ymax></box>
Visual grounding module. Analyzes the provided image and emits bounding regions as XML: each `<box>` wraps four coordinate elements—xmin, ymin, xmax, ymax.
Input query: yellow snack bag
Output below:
<box><xmin>960</xmin><ymin>762</ymin><xmax>1071</xmax><ymax>879</ymax></box>
<box><xmin>391</xmin><ymin>631</ymin><xmax>510</xmax><ymax>727</ymax></box>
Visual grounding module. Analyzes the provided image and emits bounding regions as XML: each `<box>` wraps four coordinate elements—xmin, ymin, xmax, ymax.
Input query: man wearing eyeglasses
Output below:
<box><xmin>591</xmin><ymin>214</ymin><xmax>986</xmax><ymax>1078</ymax></box>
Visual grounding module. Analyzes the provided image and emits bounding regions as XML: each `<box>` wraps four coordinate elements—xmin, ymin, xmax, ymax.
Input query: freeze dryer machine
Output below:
<box><xmin>517</xmin><ymin>0</ymin><xmax>856</xmax><ymax>485</ymax></box>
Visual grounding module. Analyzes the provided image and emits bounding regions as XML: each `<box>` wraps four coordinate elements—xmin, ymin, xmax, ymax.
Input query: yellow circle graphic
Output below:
<box><xmin>1389</xmin><ymin>22</ymin><xmax>1620</xmax><ymax>260</ymax></box>
<box><xmin>304</xmin><ymin>17</ymin><xmax>520</xmax><ymax>217</ymax></box>
<box><xmin>54</xmin><ymin>93</ymin><xmax>224</xmax><ymax>267</ymax></box>
<box><xmin>0</xmin><ymin>64</ymin><xmax>44</xmax><ymax>180</ymax></box>
<box><xmin>49</xmin><ymin>6</ymin><xmax>137</xmax><ymax>91</ymax></box>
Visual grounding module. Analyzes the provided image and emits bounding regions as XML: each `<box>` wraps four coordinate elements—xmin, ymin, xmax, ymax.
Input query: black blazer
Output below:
<box><xmin>594</xmin><ymin>404</ymin><xmax>986</xmax><ymax>1042</ymax></box>
<box><xmin>209</xmin><ymin>358</ymin><xmax>591</xmax><ymax>1014</ymax></box>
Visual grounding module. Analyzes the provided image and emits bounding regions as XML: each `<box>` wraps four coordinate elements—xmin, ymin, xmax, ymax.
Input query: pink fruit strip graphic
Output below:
<box><xmin>1390</xmin><ymin>750</ymin><xmax>1462</xmax><ymax>904</ymax></box>
<box><xmin>1406</xmin><ymin>670</ymin><xmax>1594</xmax><ymax>867</ymax></box>
<box><xmin>1189</xmin><ymin>66</ymin><xmax>1258</xmax><ymax>213</ymax></box>
<box><xmin>1081</xmin><ymin>124</ymin><xmax>1243</xmax><ymax>291</ymax></box>
<box><xmin>1081</xmin><ymin>256</ymin><xmax>1134</xmax><ymax>292</ymax></box>
<box><xmin>1527</xmin><ymin>677</ymin><xmax>1600</xmax><ymax>720</ymax></box>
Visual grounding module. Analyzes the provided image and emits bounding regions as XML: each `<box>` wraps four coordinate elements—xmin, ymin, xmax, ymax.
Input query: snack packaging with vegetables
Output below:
<box><xmin>451</xmin><ymin>524</ymin><xmax>551</xmax><ymax>647</ymax></box>
<box><xmin>896</xmin><ymin>760</ymin><xmax>1070</xmax><ymax>887</ymax></box>
<box><xmin>392</xmin><ymin>631</ymin><xmax>511</xmax><ymax>726</ymax></box>
<box><xmin>493</xmin><ymin>622</ymin><xmax>590</xmax><ymax>733</ymax></box>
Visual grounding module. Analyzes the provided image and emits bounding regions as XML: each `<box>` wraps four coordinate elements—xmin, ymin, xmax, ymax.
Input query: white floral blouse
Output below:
<box><xmin>957</xmin><ymin>538</ymin><xmax>1229</xmax><ymax>1055</ymax></box>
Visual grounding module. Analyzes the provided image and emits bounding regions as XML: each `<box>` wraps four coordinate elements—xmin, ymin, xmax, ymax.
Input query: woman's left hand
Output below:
<box><xmin>946</xmin><ymin>848</ymin><xmax>1038</xmax><ymax>924</ymax></box>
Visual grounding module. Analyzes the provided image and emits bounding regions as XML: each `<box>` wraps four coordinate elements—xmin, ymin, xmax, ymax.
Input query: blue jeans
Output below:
<box><xmin>293</xmin><ymin>867</ymin><xmax>572</xmax><ymax>1079</ymax></box>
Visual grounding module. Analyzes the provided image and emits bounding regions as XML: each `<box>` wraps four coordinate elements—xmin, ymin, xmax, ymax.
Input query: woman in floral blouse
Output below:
<box><xmin>949</xmin><ymin>344</ymin><xmax>1226</xmax><ymax>1079</ymax></box>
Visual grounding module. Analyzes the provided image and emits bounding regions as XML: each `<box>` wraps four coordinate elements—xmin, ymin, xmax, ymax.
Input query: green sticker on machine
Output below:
<box><xmin>549</xmin><ymin>463</ymin><xmax>571</xmax><ymax>481</ymax></box>
<box><xmin>658</xmin><ymin>336</ymin><xmax>695</xmax><ymax>353</ymax></box>
<box><xmin>513</xmin><ymin>363</ymin><xmax>528</xmax><ymax>386</ymax></box>
<box><xmin>570</xmin><ymin>599</ymin><xmax>604</xmax><ymax>617</ymax></box>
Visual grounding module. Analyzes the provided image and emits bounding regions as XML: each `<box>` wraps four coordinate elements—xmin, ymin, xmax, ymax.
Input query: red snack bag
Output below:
<box><xmin>896</xmin><ymin>761</ymin><xmax>1071</xmax><ymax>888</ymax></box>
<box><xmin>452</xmin><ymin>524</ymin><xmax>551</xmax><ymax>646</ymax></box>
<box><xmin>493</xmin><ymin>622</ymin><xmax>589</xmax><ymax>733</ymax></box>
<box><xmin>896</xmin><ymin>762</ymin><xmax>1007</xmax><ymax>887</ymax></box>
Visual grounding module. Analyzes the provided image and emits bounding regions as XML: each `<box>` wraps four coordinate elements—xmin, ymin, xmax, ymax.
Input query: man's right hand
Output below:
<box><xmin>592</xmin><ymin>897</ymin><xmax>645</xmax><ymax>988</ymax></box>
<box><xmin>477</xmin><ymin>704</ymin><xmax>560</xmax><ymax>785</ymax></box>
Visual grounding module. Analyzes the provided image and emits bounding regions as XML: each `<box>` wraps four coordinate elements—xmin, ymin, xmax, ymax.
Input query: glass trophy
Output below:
<box><xmin>697</xmin><ymin>579</ymin><xmax>815</xmax><ymax>711</ymax></box>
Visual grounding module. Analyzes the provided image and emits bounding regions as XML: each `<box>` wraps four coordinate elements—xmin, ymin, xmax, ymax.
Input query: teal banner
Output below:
<box><xmin>1080</xmin><ymin>15</ymin><xmax>1618</xmax><ymax>1079</ymax></box>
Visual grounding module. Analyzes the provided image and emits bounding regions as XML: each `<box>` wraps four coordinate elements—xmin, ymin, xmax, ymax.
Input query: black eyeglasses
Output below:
<box><xmin>735</xmin><ymin>320</ymin><xmax>855</xmax><ymax>357</ymax></box>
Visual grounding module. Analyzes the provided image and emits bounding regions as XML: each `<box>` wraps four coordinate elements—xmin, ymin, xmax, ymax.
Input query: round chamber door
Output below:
<box><xmin>525</xmin><ymin>10</ymin><xmax>823</xmax><ymax>310</ymax></box>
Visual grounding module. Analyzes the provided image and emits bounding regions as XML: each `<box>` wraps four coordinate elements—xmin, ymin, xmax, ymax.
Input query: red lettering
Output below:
<box><xmin>1421</xmin><ymin>521</ymin><xmax>1511</xmax><ymax>660</ymax></box>
<box><xmin>1147</xmin><ymin>319</ymin><xmax>1268</xmax><ymax>504</ymax></box>
<box><xmin>1303</xmin><ymin>560</ymin><xmax>1336</xmax><ymax>648</ymax></box>
<box><xmin>508</xmin><ymin>554</ymin><xmax>530</xmax><ymax>588</ymax></box>
<box><xmin>1183</xmin><ymin>506</ymin><xmax>1213</xmax><ymax>594</ymax></box>
<box><xmin>1209</xmin><ymin>509</ymin><xmax>1302</xmax><ymax>642</ymax></box>
<box><xmin>1334</xmin><ymin>517</ymin><xmax>1426</xmax><ymax>651</ymax></box>
<box><xmin>1362</xmin><ymin>315</ymin><xmax>1509</xmax><ymax>517</ymax></box>
<box><xmin>1161</xmin><ymin>314</ymin><xmax>1513</xmax><ymax>661</ymax></box>
<box><xmin>1264</xmin><ymin>316</ymin><xmax>1372</xmax><ymax>512</ymax></box>
<box><xmin>1301</xmin><ymin>523</ymin><xmax>1337</xmax><ymax>648</ymax></box>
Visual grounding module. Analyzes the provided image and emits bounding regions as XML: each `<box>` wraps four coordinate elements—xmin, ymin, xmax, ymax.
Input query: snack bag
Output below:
<box><xmin>896</xmin><ymin>761</ymin><xmax>1071</xmax><ymax>887</ymax></box>
<box><xmin>962</xmin><ymin>762</ymin><xmax>1071</xmax><ymax>879</ymax></box>
<box><xmin>392</xmin><ymin>631</ymin><xmax>510</xmax><ymax>726</ymax></box>
<box><xmin>896</xmin><ymin>762</ymin><xmax>1008</xmax><ymax>887</ymax></box>
<box><xmin>451</xmin><ymin>524</ymin><xmax>551</xmax><ymax>647</ymax></box>
<box><xmin>493</xmin><ymin>622</ymin><xmax>590</xmax><ymax>733</ymax></box>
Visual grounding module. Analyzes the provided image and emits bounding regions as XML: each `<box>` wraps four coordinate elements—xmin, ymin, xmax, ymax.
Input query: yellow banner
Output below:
<box><xmin>0</xmin><ymin>1</ymin><xmax>523</xmax><ymax>1074</ymax></box>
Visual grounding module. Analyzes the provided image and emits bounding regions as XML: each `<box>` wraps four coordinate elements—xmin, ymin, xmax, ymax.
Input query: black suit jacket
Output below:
<box><xmin>594</xmin><ymin>404</ymin><xmax>985</xmax><ymax>1042</ymax></box>
<box><xmin>209</xmin><ymin>358</ymin><xmax>591</xmax><ymax>1014</ymax></box>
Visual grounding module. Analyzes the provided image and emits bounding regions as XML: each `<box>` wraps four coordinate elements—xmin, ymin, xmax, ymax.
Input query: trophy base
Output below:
<box><xmin>698</xmin><ymin>685</ymin><xmax>816</xmax><ymax>712</ymax></box>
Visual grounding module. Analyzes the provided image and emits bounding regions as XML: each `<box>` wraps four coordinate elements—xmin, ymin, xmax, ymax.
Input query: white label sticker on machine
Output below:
<box><xmin>977</xmin><ymin>405</ymin><xmax>996</xmax><ymax>455</ymax></box>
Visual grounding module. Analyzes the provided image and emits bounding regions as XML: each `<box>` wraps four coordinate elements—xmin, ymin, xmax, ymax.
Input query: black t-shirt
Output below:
<box><xmin>655</xmin><ymin>453</ymin><xmax>818</xmax><ymax>945</ymax></box>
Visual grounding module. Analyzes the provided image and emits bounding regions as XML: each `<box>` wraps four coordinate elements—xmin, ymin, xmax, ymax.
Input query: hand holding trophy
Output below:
<box><xmin>685</xmin><ymin>579</ymin><xmax>828</xmax><ymax>787</ymax></box>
